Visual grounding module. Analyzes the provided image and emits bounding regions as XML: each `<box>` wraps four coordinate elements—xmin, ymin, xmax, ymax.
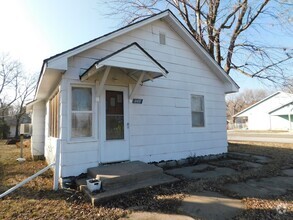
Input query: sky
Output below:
<box><xmin>0</xmin><ymin>0</ymin><xmax>115</xmax><ymax>73</ymax></box>
<box><xmin>0</xmin><ymin>0</ymin><xmax>291</xmax><ymax>92</ymax></box>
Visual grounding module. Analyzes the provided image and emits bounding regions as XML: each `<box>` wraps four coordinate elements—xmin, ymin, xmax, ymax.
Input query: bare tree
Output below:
<box><xmin>102</xmin><ymin>0</ymin><xmax>293</xmax><ymax>86</ymax></box>
<box><xmin>0</xmin><ymin>54</ymin><xmax>36</xmax><ymax>138</ymax></box>
<box><xmin>282</xmin><ymin>78</ymin><xmax>293</xmax><ymax>93</ymax></box>
<box><xmin>11</xmin><ymin>74</ymin><xmax>36</xmax><ymax>137</ymax></box>
<box><xmin>0</xmin><ymin>54</ymin><xmax>21</xmax><ymax>107</ymax></box>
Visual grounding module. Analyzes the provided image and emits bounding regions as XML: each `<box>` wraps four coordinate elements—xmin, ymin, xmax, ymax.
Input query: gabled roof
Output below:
<box><xmin>35</xmin><ymin>10</ymin><xmax>239</xmax><ymax>99</ymax></box>
<box><xmin>234</xmin><ymin>91</ymin><xmax>293</xmax><ymax>117</ymax></box>
<box><xmin>269</xmin><ymin>101</ymin><xmax>293</xmax><ymax>115</ymax></box>
<box><xmin>80</xmin><ymin>42</ymin><xmax>168</xmax><ymax>82</ymax></box>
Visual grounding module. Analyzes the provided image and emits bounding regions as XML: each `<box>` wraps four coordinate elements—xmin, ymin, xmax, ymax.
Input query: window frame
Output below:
<box><xmin>69</xmin><ymin>84</ymin><xmax>96</xmax><ymax>142</ymax></box>
<box><xmin>191</xmin><ymin>94</ymin><xmax>205</xmax><ymax>128</ymax></box>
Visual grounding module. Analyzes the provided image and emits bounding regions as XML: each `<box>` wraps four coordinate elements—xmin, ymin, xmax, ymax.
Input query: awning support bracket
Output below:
<box><xmin>129</xmin><ymin>71</ymin><xmax>145</xmax><ymax>102</ymax></box>
<box><xmin>96</xmin><ymin>66</ymin><xmax>111</xmax><ymax>102</ymax></box>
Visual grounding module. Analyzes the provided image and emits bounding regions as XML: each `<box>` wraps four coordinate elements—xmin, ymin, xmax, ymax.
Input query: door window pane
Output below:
<box><xmin>106</xmin><ymin>91</ymin><xmax>124</xmax><ymax>140</ymax></box>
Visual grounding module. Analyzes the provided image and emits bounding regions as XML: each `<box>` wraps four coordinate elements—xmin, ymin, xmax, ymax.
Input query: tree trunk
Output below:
<box><xmin>15</xmin><ymin>117</ymin><xmax>20</xmax><ymax>138</ymax></box>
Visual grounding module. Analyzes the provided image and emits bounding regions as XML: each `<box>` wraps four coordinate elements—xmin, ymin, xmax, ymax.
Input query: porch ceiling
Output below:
<box><xmin>79</xmin><ymin>42</ymin><xmax>168</xmax><ymax>83</ymax></box>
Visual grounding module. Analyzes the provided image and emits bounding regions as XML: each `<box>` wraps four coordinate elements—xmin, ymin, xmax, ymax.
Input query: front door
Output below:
<box><xmin>100</xmin><ymin>86</ymin><xmax>129</xmax><ymax>163</ymax></box>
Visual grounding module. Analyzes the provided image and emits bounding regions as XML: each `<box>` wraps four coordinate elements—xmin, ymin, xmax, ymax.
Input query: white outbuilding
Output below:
<box><xmin>27</xmin><ymin>10</ymin><xmax>238</xmax><ymax>178</ymax></box>
<box><xmin>234</xmin><ymin>91</ymin><xmax>293</xmax><ymax>131</ymax></box>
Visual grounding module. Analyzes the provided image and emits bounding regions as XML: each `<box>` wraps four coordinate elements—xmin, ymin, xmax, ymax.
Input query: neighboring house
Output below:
<box><xmin>5</xmin><ymin>116</ymin><xmax>16</xmax><ymax>138</ymax></box>
<box><xmin>27</xmin><ymin>10</ymin><xmax>238</xmax><ymax>178</ymax></box>
<box><xmin>234</xmin><ymin>91</ymin><xmax>293</xmax><ymax>130</ymax></box>
<box><xmin>5</xmin><ymin>114</ymin><xmax>31</xmax><ymax>138</ymax></box>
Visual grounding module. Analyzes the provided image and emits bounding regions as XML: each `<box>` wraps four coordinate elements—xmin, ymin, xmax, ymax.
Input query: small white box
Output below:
<box><xmin>20</xmin><ymin>124</ymin><xmax>32</xmax><ymax>135</ymax></box>
<box><xmin>86</xmin><ymin>179</ymin><xmax>102</xmax><ymax>192</ymax></box>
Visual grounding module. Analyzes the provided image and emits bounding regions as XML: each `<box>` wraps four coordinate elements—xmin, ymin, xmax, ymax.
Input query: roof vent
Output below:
<box><xmin>159</xmin><ymin>33</ymin><xmax>166</xmax><ymax>45</ymax></box>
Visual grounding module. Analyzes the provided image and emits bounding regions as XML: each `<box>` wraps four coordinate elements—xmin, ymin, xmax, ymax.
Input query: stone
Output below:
<box><xmin>166</xmin><ymin>164</ymin><xmax>236</xmax><ymax>180</ymax></box>
<box><xmin>208</xmin><ymin>159</ymin><xmax>262</xmax><ymax>171</ymax></box>
<box><xmin>228</xmin><ymin>152</ymin><xmax>270</xmax><ymax>164</ymax></box>
<box><xmin>223</xmin><ymin>176</ymin><xmax>293</xmax><ymax>198</ymax></box>
<box><xmin>282</xmin><ymin>169</ymin><xmax>293</xmax><ymax>177</ymax></box>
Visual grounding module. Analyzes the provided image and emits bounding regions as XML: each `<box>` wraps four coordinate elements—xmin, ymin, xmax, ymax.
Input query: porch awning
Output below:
<box><xmin>79</xmin><ymin>42</ymin><xmax>168</xmax><ymax>82</ymax></box>
<box><xmin>269</xmin><ymin>102</ymin><xmax>293</xmax><ymax>116</ymax></box>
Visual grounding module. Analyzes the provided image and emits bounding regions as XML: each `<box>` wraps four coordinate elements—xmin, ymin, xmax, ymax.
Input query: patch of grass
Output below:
<box><xmin>0</xmin><ymin>141</ymin><xmax>130</xmax><ymax>220</ymax></box>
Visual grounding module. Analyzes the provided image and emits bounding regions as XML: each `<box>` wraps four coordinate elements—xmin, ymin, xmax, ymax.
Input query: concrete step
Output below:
<box><xmin>87</xmin><ymin>161</ymin><xmax>163</xmax><ymax>190</ymax></box>
<box><xmin>77</xmin><ymin>161</ymin><xmax>179</xmax><ymax>205</ymax></box>
<box><xmin>82</xmin><ymin>173</ymin><xmax>179</xmax><ymax>205</ymax></box>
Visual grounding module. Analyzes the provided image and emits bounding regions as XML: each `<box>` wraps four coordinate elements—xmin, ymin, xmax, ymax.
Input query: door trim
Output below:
<box><xmin>99</xmin><ymin>85</ymin><xmax>130</xmax><ymax>163</ymax></box>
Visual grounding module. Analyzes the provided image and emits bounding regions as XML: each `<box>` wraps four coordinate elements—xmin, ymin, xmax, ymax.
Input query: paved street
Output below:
<box><xmin>228</xmin><ymin>130</ymin><xmax>293</xmax><ymax>144</ymax></box>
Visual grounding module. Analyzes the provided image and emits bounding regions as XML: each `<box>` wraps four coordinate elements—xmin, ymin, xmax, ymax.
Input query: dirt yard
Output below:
<box><xmin>0</xmin><ymin>140</ymin><xmax>292</xmax><ymax>219</ymax></box>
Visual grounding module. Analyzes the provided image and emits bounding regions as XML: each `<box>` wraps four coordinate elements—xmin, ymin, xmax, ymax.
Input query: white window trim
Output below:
<box><xmin>191</xmin><ymin>94</ymin><xmax>205</xmax><ymax>128</ymax></box>
<box><xmin>68</xmin><ymin>83</ymin><xmax>97</xmax><ymax>143</ymax></box>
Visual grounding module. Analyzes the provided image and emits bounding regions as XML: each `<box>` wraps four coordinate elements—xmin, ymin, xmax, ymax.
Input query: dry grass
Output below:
<box><xmin>0</xmin><ymin>141</ymin><xmax>130</xmax><ymax>220</ymax></box>
<box><xmin>0</xmin><ymin>140</ymin><xmax>292</xmax><ymax>219</ymax></box>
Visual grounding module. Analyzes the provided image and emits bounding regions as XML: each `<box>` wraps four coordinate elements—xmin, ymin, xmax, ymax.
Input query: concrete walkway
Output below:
<box><xmin>122</xmin><ymin>153</ymin><xmax>293</xmax><ymax>219</ymax></box>
<box><xmin>223</xmin><ymin>176</ymin><xmax>293</xmax><ymax>198</ymax></box>
<box><xmin>120</xmin><ymin>212</ymin><xmax>194</xmax><ymax>220</ymax></box>
<box><xmin>179</xmin><ymin>191</ymin><xmax>244</xmax><ymax>220</ymax></box>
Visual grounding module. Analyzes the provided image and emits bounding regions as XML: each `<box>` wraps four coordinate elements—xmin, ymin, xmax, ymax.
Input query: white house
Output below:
<box><xmin>27</xmin><ymin>10</ymin><xmax>238</xmax><ymax>178</ymax></box>
<box><xmin>234</xmin><ymin>91</ymin><xmax>293</xmax><ymax>130</ymax></box>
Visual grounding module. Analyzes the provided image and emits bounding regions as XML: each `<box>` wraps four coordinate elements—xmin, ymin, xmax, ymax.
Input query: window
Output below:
<box><xmin>191</xmin><ymin>95</ymin><xmax>205</xmax><ymax>127</ymax></box>
<box><xmin>49</xmin><ymin>91</ymin><xmax>59</xmax><ymax>138</ymax></box>
<box><xmin>71</xmin><ymin>87</ymin><xmax>92</xmax><ymax>138</ymax></box>
<box><xmin>159</xmin><ymin>33</ymin><xmax>166</xmax><ymax>45</ymax></box>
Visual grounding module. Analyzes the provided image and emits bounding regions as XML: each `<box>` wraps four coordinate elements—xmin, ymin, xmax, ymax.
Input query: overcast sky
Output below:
<box><xmin>0</xmin><ymin>0</ymin><xmax>288</xmax><ymax>92</ymax></box>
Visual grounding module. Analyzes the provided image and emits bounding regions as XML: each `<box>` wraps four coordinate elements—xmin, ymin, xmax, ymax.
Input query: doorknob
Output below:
<box><xmin>127</xmin><ymin>123</ymin><xmax>130</xmax><ymax>129</ymax></box>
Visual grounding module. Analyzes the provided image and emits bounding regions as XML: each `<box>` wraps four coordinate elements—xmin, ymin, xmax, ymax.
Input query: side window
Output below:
<box><xmin>159</xmin><ymin>33</ymin><xmax>166</xmax><ymax>45</ymax></box>
<box><xmin>71</xmin><ymin>87</ymin><xmax>93</xmax><ymax>138</ymax></box>
<box><xmin>191</xmin><ymin>95</ymin><xmax>205</xmax><ymax>127</ymax></box>
<box><xmin>49</xmin><ymin>91</ymin><xmax>60</xmax><ymax>138</ymax></box>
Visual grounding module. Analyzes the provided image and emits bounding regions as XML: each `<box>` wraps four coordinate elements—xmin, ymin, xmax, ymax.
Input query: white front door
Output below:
<box><xmin>100</xmin><ymin>86</ymin><xmax>129</xmax><ymax>163</ymax></box>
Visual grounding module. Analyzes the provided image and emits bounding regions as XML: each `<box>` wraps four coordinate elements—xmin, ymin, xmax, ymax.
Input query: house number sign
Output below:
<box><xmin>132</xmin><ymin>99</ymin><xmax>143</xmax><ymax>104</ymax></box>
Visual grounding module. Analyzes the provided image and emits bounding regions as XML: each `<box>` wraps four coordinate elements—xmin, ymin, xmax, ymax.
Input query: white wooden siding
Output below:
<box><xmin>271</xmin><ymin>115</ymin><xmax>293</xmax><ymax>130</ymax></box>
<box><xmin>31</xmin><ymin>101</ymin><xmax>46</xmax><ymax>157</ymax></box>
<box><xmin>59</xmin><ymin>19</ymin><xmax>228</xmax><ymax>176</ymax></box>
